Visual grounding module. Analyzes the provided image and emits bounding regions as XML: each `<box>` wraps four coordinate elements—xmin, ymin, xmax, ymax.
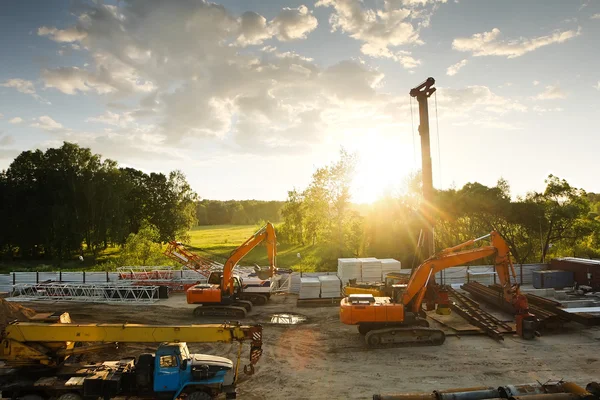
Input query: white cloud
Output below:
<box><xmin>533</xmin><ymin>80</ymin><xmax>540</xmax><ymax>86</ymax></box>
<box><xmin>38</xmin><ymin>26</ymin><xmax>87</xmax><ymax>43</ymax></box>
<box><xmin>9</xmin><ymin>117</ymin><xmax>23</xmax><ymax>124</ymax></box>
<box><xmin>1</xmin><ymin>78</ymin><xmax>51</xmax><ymax>104</ymax></box>
<box><xmin>594</xmin><ymin>81</ymin><xmax>600</xmax><ymax>90</ymax></box>
<box><xmin>533</xmin><ymin>106</ymin><xmax>564</xmax><ymax>114</ymax></box>
<box><xmin>86</xmin><ymin>111</ymin><xmax>135</xmax><ymax>128</ymax></box>
<box><xmin>271</xmin><ymin>5</ymin><xmax>318</xmax><ymax>41</ymax></box>
<box><xmin>0</xmin><ymin>113</ymin><xmax>3</xmax><ymax>119</ymax></box>
<box><xmin>0</xmin><ymin>134</ymin><xmax>15</xmax><ymax>146</ymax></box>
<box><xmin>316</xmin><ymin>0</ymin><xmax>426</xmax><ymax>68</ymax></box>
<box><xmin>1</xmin><ymin>79</ymin><xmax>35</xmax><ymax>94</ymax></box>
<box><xmin>446</xmin><ymin>59</ymin><xmax>468</xmax><ymax>76</ymax></box>
<box><xmin>452</xmin><ymin>27</ymin><xmax>581</xmax><ymax>58</ymax></box>
<box><xmin>535</xmin><ymin>85</ymin><xmax>567</xmax><ymax>100</ymax></box>
<box><xmin>436</xmin><ymin>85</ymin><xmax>527</xmax><ymax>116</ymax></box>
<box><xmin>591</xmin><ymin>13</ymin><xmax>600</xmax><ymax>19</ymax></box>
<box><xmin>30</xmin><ymin>116</ymin><xmax>65</xmax><ymax>132</ymax></box>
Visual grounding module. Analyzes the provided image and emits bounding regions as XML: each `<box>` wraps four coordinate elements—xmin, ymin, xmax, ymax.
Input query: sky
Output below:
<box><xmin>1</xmin><ymin>0</ymin><xmax>599</xmax><ymax>203</ymax></box>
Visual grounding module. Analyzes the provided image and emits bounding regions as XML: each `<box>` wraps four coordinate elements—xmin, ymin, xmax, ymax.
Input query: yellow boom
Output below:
<box><xmin>0</xmin><ymin>318</ymin><xmax>263</xmax><ymax>369</ymax></box>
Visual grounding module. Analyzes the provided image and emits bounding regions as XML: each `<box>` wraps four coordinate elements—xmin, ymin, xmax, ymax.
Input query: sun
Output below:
<box><xmin>349</xmin><ymin>134</ymin><xmax>416</xmax><ymax>204</ymax></box>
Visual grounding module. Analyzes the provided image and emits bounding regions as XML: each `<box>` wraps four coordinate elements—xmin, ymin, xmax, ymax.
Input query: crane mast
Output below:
<box><xmin>410</xmin><ymin>77</ymin><xmax>436</xmax><ymax>259</ymax></box>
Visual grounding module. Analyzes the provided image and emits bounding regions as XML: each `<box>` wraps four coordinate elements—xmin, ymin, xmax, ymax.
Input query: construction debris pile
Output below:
<box><xmin>0</xmin><ymin>297</ymin><xmax>35</xmax><ymax>330</ymax></box>
<box><xmin>374</xmin><ymin>380</ymin><xmax>600</xmax><ymax>400</ymax></box>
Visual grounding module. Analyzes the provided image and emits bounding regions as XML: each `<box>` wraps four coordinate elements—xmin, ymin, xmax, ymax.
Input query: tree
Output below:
<box><xmin>117</xmin><ymin>223</ymin><xmax>168</xmax><ymax>267</ymax></box>
<box><xmin>280</xmin><ymin>189</ymin><xmax>304</xmax><ymax>244</ymax></box>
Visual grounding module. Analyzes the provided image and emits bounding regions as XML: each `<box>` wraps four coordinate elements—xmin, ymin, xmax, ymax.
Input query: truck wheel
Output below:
<box><xmin>56</xmin><ymin>393</ymin><xmax>83</xmax><ymax>400</ymax></box>
<box><xmin>187</xmin><ymin>391</ymin><xmax>213</xmax><ymax>400</ymax></box>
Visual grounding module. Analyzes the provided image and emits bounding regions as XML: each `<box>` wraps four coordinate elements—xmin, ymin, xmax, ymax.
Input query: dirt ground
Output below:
<box><xmin>18</xmin><ymin>294</ymin><xmax>600</xmax><ymax>400</ymax></box>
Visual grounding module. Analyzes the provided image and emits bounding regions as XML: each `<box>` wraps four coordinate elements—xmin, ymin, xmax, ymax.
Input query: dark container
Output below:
<box><xmin>532</xmin><ymin>270</ymin><xmax>574</xmax><ymax>289</ymax></box>
<box><xmin>550</xmin><ymin>258</ymin><xmax>600</xmax><ymax>289</ymax></box>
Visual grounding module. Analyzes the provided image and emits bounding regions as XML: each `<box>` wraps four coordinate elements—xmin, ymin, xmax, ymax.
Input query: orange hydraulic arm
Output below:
<box><xmin>222</xmin><ymin>222</ymin><xmax>277</xmax><ymax>294</ymax></box>
<box><xmin>402</xmin><ymin>231</ymin><xmax>530</xmax><ymax>317</ymax></box>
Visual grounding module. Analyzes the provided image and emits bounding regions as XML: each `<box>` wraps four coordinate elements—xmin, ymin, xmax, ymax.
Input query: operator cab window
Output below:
<box><xmin>159</xmin><ymin>355</ymin><xmax>178</xmax><ymax>368</ymax></box>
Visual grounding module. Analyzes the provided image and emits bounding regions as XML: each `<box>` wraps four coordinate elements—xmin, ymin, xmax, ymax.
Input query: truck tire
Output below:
<box><xmin>57</xmin><ymin>393</ymin><xmax>83</xmax><ymax>400</ymax></box>
<box><xmin>187</xmin><ymin>391</ymin><xmax>213</xmax><ymax>400</ymax></box>
<box><xmin>135</xmin><ymin>353</ymin><xmax>155</xmax><ymax>389</ymax></box>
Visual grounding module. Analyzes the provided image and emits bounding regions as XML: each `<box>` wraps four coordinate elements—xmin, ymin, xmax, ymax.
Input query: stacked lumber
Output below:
<box><xmin>337</xmin><ymin>258</ymin><xmax>361</xmax><ymax>284</ymax></box>
<box><xmin>319</xmin><ymin>275</ymin><xmax>341</xmax><ymax>298</ymax></box>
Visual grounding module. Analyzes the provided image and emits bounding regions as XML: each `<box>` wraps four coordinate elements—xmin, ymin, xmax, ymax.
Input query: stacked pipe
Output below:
<box><xmin>374</xmin><ymin>381</ymin><xmax>600</xmax><ymax>400</ymax></box>
<box><xmin>461</xmin><ymin>282</ymin><xmax>564</xmax><ymax>329</ymax></box>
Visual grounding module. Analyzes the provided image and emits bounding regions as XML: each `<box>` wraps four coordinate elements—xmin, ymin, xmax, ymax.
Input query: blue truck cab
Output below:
<box><xmin>140</xmin><ymin>342</ymin><xmax>237</xmax><ymax>399</ymax></box>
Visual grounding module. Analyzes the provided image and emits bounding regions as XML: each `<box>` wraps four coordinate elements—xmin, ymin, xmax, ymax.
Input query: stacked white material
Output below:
<box><xmin>359</xmin><ymin>258</ymin><xmax>382</xmax><ymax>283</ymax></box>
<box><xmin>319</xmin><ymin>275</ymin><xmax>341</xmax><ymax>298</ymax></box>
<box><xmin>299</xmin><ymin>277</ymin><xmax>321</xmax><ymax>299</ymax></box>
<box><xmin>380</xmin><ymin>259</ymin><xmax>402</xmax><ymax>279</ymax></box>
<box><xmin>337</xmin><ymin>258</ymin><xmax>361</xmax><ymax>285</ymax></box>
<box><xmin>290</xmin><ymin>273</ymin><xmax>302</xmax><ymax>294</ymax></box>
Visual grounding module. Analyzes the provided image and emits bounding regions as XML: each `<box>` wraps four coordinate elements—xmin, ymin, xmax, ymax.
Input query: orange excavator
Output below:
<box><xmin>184</xmin><ymin>222</ymin><xmax>277</xmax><ymax>318</ymax></box>
<box><xmin>340</xmin><ymin>231</ymin><xmax>537</xmax><ymax>347</ymax></box>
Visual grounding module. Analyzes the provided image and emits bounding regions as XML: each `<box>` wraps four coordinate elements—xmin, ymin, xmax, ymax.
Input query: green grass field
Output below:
<box><xmin>186</xmin><ymin>225</ymin><xmax>332</xmax><ymax>272</ymax></box>
<box><xmin>0</xmin><ymin>225</ymin><xmax>335</xmax><ymax>273</ymax></box>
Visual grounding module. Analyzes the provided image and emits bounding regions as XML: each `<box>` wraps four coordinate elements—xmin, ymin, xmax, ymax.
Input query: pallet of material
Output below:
<box><xmin>380</xmin><ymin>259</ymin><xmax>402</xmax><ymax>278</ymax></box>
<box><xmin>359</xmin><ymin>258</ymin><xmax>382</xmax><ymax>282</ymax></box>
<box><xmin>296</xmin><ymin>297</ymin><xmax>343</xmax><ymax>307</ymax></box>
<box><xmin>318</xmin><ymin>275</ymin><xmax>341</xmax><ymax>298</ymax></box>
<box><xmin>337</xmin><ymin>258</ymin><xmax>361</xmax><ymax>284</ymax></box>
<box><xmin>298</xmin><ymin>277</ymin><xmax>321</xmax><ymax>299</ymax></box>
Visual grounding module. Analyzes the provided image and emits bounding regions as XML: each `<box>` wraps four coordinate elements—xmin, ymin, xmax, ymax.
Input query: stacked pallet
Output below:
<box><xmin>299</xmin><ymin>277</ymin><xmax>321</xmax><ymax>299</ymax></box>
<box><xmin>380</xmin><ymin>259</ymin><xmax>402</xmax><ymax>279</ymax></box>
<box><xmin>337</xmin><ymin>258</ymin><xmax>361</xmax><ymax>284</ymax></box>
<box><xmin>290</xmin><ymin>273</ymin><xmax>302</xmax><ymax>294</ymax></box>
<box><xmin>319</xmin><ymin>275</ymin><xmax>341</xmax><ymax>298</ymax></box>
<box><xmin>359</xmin><ymin>258</ymin><xmax>382</xmax><ymax>283</ymax></box>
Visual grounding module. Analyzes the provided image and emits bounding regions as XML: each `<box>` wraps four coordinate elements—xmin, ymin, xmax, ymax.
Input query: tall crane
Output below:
<box><xmin>186</xmin><ymin>222</ymin><xmax>278</xmax><ymax>317</ymax></box>
<box><xmin>410</xmin><ymin>77</ymin><xmax>436</xmax><ymax>259</ymax></box>
<box><xmin>0</xmin><ymin>315</ymin><xmax>263</xmax><ymax>400</ymax></box>
<box><xmin>340</xmin><ymin>231</ymin><xmax>538</xmax><ymax>347</ymax></box>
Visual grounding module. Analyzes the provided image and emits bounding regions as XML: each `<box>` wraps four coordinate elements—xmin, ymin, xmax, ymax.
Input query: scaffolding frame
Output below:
<box><xmin>10</xmin><ymin>282</ymin><xmax>161</xmax><ymax>303</ymax></box>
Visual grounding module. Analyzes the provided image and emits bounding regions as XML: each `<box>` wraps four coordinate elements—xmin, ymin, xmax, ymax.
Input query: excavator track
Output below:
<box><xmin>241</xmin><ymin>294</ymin><xmax>269</xmax><ymax>306</ymax></box>
<box><xmin>193</xmin><ymin>306</ymin><xmax>248</xmax><ymax>318</ymax></box>
<box><xmin>234</xmin><ymin>300</ymin><xmax>254</xmax><ymax>311</ymax></box>
<box><xmin>364</xmin><ymin>327</ymin><xmax>445</xmax><ymax>348</ymax></box>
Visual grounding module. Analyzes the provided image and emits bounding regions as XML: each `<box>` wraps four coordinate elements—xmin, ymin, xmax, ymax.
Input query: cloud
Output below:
<box><xmin>0</xmin><ymin>134</ymin><xmax>15</xmax><ymax>146</ymax></box>
<box><xmin>533</xmin><ymin>80</ymin><xmax>540</xmax><ymax>86</ymax></box>
<box><xmin>9</xmin><ymin>117</ymin><xmax>23</xmax><ymax>124</ymax></box>
<box><xmin>38</xmin><ymin>26</ymin><xmax>87</xmax><ymax>42</ymax></box>
<box><xmin>446</xmin><ymin>59</ymin><xmax>468</xmax><ymax>76</ymax></box>
<box><xmin>591</xmin><ymin>13</ymin><xmax>600</xmax><ymax>19</ymax></box>
<box><xmin>452</xmin><ymin>27</ymin><xmax>581</xmax><ymax>58</ymax></box>
<box><xmin>436</xmin><ymin>85</ymin><xmax>527</xmax><ymax>116</ymax></box>
<box><xmin>236</xmin><ymin>6</ymin><xmax>318</xmax><ymax>46</ymax></box>
<box><xmin>1</xmin><ymin>79</ymin><xmax>35</xmax><ymax>94</ymax></box>
<box><xmin>0</xmin><ymin>113</ymin><xmax>3</xmax><ymax>119</ymax></box>
<box><xmin>1</xmin><ymin>78</ymin><xmax>51</xmax><ymax>104</ymax></box>
<box><xmin>86</xmin><ymin>111</ymin><xmax>135</xmax><ymax>127</ymax></box>
<box><xmin>594</xmin><ymin>81</ymin><xmax>600</xmax><ymax>90</ymax></box>
<box><xmin>316</xmin><ymin>0</ymin><xmax>428</xmax><ymax>67</ymax></box>
<box><xmin>534</xmin><ymin>85</ymin><xmax>567</xmax><ymax>100</ymax></box>
<box><xmin>533</xmin><ymin>106</ymin><xmax>564</xmax><ymax>114</ymax></box>
<box><xmin>271</xmin><ymin>5</ymin><xmax>318</xmax><ymax>41</ymax></box>
<box><xmin>30</xmin><ymin>116</ymin><xmax>65</xmax><ymax>132</ymax></box>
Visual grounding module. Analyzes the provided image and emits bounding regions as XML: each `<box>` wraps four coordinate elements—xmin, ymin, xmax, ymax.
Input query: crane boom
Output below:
<box><xmin>222</xmin><ymin>222</ymin><xmax>277</xmax><ymax>293</ymax></box>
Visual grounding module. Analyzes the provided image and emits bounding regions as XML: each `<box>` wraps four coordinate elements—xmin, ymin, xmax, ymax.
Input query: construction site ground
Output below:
<box><xmin>17</xmin><ymin>293</ymin><xmax>600</xmax><ymax>400</ymax></box>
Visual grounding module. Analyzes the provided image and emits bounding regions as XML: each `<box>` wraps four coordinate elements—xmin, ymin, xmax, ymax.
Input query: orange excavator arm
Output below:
<box><xmin>402</xmin><ymin>231</ymin><xmax>530</xmax><ymax>317</ymax></box>
<box><xmin>223</xmin><ymin>222</ymin><xmax>277</xmax><ymax>294</ymax></box>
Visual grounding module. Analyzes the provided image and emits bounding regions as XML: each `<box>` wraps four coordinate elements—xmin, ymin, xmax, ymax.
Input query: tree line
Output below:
<box><xmin>280</xmin><ymin>150</ymin><xmax>600</xmax><ymax>269</ymax></box>
<box><xmin>0</xmin><ymin>142</ymin><xmax>197</xmax><ymax>262</ymax></box>
<box><xmin>196</xmin><ymin>200</ymin><xmax>283</xmax><ymax>225</ymax></box>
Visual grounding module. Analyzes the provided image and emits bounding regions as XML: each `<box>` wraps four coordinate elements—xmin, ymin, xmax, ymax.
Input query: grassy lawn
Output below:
<box><xmin>0</xmin><ymin>225</ymin><xmax>337</xmax><ymax>273</ymax></box>
<box><xmin>186</xmin><ymin>225</ymin><xmax>334</xmax><ymax>272</ymax></box>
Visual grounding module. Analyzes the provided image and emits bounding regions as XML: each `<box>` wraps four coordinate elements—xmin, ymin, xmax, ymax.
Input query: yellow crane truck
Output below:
<box><xmin>0</xmin><ymin>313</ymin><xmax>263</xmax><ymax>400</ymax></box>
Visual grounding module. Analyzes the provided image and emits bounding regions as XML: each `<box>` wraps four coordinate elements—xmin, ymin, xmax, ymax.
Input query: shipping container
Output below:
<box><xmin>532</xmin><ymin>270</ymin><xmax>574</xmax><ymax>289</ymax></box>
<box><xmin>550</xmin><ymin>258</ymin><xmax>600</xmax><ymax>289</ymax></box>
